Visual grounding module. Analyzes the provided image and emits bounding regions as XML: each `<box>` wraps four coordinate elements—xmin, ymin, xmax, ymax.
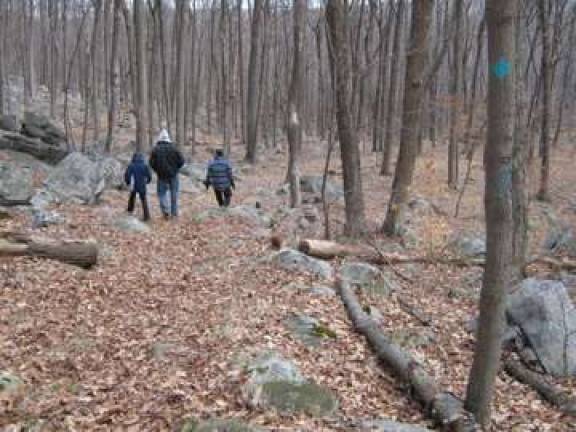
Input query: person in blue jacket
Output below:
<box><xmin>204</xmin><ymin>149</ymin><xmax>235</xmax><ymax>207</ymax></box>
<box><xmin>124</xmin><ymin>152</ymin><xmax>152</xmax><ymax>221</ymax></box>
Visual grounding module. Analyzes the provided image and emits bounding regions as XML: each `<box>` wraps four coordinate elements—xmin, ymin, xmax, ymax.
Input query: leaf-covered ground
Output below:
<box><xmin>1</xmin><ymin>140</ymin><xmax>575</xmax><ymax>431</ymax></box>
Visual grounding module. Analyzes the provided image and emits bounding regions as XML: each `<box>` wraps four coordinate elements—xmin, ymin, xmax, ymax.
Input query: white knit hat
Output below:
<box><xmin>156</xmin><ymin>128</ymin><xmax>172</xmax><ymax>143</ymax></box>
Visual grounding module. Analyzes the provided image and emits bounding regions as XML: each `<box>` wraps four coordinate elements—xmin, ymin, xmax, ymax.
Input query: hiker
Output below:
<box><xmin>149</xmin><ymin>129</ymin><xmax>185</xmax><ymax>218</ymax></box>
<box><xmin>204</xmin><ymin>149</ymin><xmax>235</xmax><ymax>208</ymax></box>
<box><xmin>124</xmin><ymin>152</ymin><xmax>152</xmax><ymax>221</ymax></box>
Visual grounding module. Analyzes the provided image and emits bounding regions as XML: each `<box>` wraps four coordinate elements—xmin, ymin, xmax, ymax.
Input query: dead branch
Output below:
<box><xmin>337</xmin><ymin>280</ymin><xmax>478</xmax><ymax>431</ymax></box>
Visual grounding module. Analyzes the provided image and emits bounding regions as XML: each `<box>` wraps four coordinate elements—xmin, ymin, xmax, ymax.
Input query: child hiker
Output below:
<box><xmin>124</xmin><ymin>153</ymin><xmax>152</xmax><ymax>221</ymax></box>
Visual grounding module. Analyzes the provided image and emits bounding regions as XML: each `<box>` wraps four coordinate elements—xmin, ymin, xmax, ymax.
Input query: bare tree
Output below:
<box><xmin>133</xmin><ymin>0</ymin><xmax>149</xmax><ymax>151</ymax></box>
<box><xmin>448</xmin><ymin>0</ymin><xmax>464</xmax><ymax>189</ymax></box>
<box><xmin>536</xmin><ymin>0</ymin><xmax>551</xmax><ymax>201</ymax></box>
<box><xmin>382</xmin><ymin>0</ymin><xmax>434</xmax><ymax>235</ymax></box>
<box><xmin>465</xmin><ymin>0</ymin><xmax>517</xmax><ymax>427</ymax></box>
<box><xmin>326</xmin><ymin>0</ymin><xmax>366</xmax><ymax>237</ymax></box>
<box><xmin>245</xmin><ymin>0</ymin><xmax>264</xmax><ymax>163</ymax></box>
<box><xmin>105</xmin><ymin>0</ymin><xmax>121</xmax><ymax>153</ymax></box>
<box><xmin>286</xmin><ymin>0</ymin><xmax>306</xmax><ymax>209</ymax></box>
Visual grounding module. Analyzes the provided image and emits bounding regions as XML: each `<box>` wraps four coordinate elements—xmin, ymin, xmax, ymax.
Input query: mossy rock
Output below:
<box><xmin>285</xmin><ymin>314</ymin><xmax>337</xmax><ymax>346</ymax></box>
<box><xmin>258</xmin><ymin>381</ymin><xmax>338</xmax><ymax>417</ymax></box>
<box><xmin>181</xmin><ymin>418</ymin><xmax>263</xmax><ymax>432</ymax></box>
<box><xmin>0</xmin><ymin>372</ymin><xmax>23</xmax><ymax>393</ymax></box>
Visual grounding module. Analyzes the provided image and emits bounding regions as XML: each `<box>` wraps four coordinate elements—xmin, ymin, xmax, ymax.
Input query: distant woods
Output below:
<box><xmin>0</xmin><ymin>0</ymin><xmax>574</xmax><ymax>196</ymax></box>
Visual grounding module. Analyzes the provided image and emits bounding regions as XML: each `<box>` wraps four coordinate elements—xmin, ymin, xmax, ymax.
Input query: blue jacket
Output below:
<box><xmin>124</xmin><ymin>153</ymin><xmax>152</xmax><ymax>194</ymax></box>
<box><xmin>206</xmin><ymin>156</ymin><xmax>234</xmax><ymax>191</ymax></box>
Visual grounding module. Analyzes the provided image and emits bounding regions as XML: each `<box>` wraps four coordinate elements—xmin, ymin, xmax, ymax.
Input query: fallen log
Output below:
<box><xmin>524</xmin><ymin>256</ymin><xmax>576</xmax><ymax>272</ymax></box>
<box><xmin>503</xmin><ymin>357</ymin><xmax>576</xmax><ymax>417</ymax></box>
<box><xmin>298</xmin><ymin>238</ymin><xmax>368</xmax><ymax>259</ymax></box>
<box><xmin>0</xmin><ymin>232</ymin><xmax>98</xmax><ymax>269</ymax></box>
<box><xmin>337</xmin><ymin>280</ymin><xmax>478</xmax><ymax>431</ymax></box>
<box><xmin>298</xmin><ymin>238</ymin><xmax>485</xmax><ymax>267</ymax></box>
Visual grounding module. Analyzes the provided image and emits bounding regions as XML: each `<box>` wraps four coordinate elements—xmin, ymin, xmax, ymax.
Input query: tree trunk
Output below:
<box><xmin>245</xmin><ymin>0</ymin><xmax>264</xmax><ymax>163</ymax></box>
<box><xmin>464</xmin><ymin>0</ymin><xmax>517</xmax><ymax>428</ymax></box>
<box><xmin>175</xmin><ymin>0</ymin><xmax>187</xmax><ymax>148</ymax></box>
<box><xmin>536</xmin><ymin>0</ymin><xmax>551</xmax><ymax>201</ymax></box>
<box><xmin>448</xmin><ymin>0</ymin><xmax>464</xmax><ymax>189</ymax></box>
<box><xmin>237</xmin><ymin>0</ymin><xmax>246</xmax><ymax>148</ymax></box>
<box><xmin>0</xmin><ymin>0</ymin><xmax>4</xmax><ymax>116</ymax></box>
<box><xmin>286</xmin><ymin>0</ymin><xmax>305</xmax><ymax>209</ymax></box>
<box><xmin>133</xmin><ymin>0</ymin><xmax>149</xmax><ymax>152</ymax></box>
<box><xmin>381</xmin><ymin>0</ymin><xmax>405</xmax><ymax>176</ymax></box>
<box><xmin>326</xmin><ymin>0</ymin><xmax>366</xmax><ymax>237</ymax></box>
<box><xmin>382</xmin><ymin>0</ymin><xmax>434</xmax><ymax>235</ymax></box>
<box><xmin>105</xmin><ymin>0</ymin><xmax>121</xmax><ymax>153</ymax></box>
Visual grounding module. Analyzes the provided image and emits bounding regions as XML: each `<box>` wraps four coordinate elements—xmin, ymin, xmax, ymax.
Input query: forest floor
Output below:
<box><xmin>1</xmin><ymin>134</ymin><xmax>576</xmax><ymax>431</ymax></box>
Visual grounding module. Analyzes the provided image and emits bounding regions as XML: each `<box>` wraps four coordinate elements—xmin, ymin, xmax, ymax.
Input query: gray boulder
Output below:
<box><xmin>181</xmin><ymin>418</ymin><xmax>263</xmax><ymax>432</ymax></box>
<box><xmin>356</xmin><ymin>419</ymin><xmax>432</xmax><ymax>432</ymax></box>
<box><xmin>243</xmin><ymin>351</ymin><xmax>338</xmax><ymax>417</ymax></box>
<box><xmin>180</xmin><ymin>162</ymin><xmax>206</xmax><ymax>182</ymax></box>
<box><xmin>31</xmin><ymin>207</ymin><xmax>64</xmax><ymax>228</ymax></box>
<box><xmin>42</xmin><ymin>152</ymin><xmax>110</xmax><ymax>204</ymax></box>
<box><xmin>309</xmin><ymin>285</ymin><xmax>336</xmax><ymax>296</ymax></box>
<box><xmin>0</xmin><ymin>161</ymin><xmax>34</xmax><ymax>205</ymax></box>
<box><xmin>21</xmin><ymin>111</ymin><xmax>66</xmax><ymax>146</ymax></box>
<box><xmin>285</xmin><ymin>313</ymin><xmax>337</xmax><ymax>346</ymax></box>
<box><xmin>0</xmin><ymin>371</ymin><xmax>23</xmax><ymax>394</ymax></box>
<box><xmin>0</xmin><ymin>115</ymin><xmax>19</xmax><ymax>132</ymax></box>
<box><xmin>507</xmin><ymin>278</ymin><xmax>576</xmax><ymax>376</ymax></box>
<box><xmin>271</xmin><ymin>249</ymin><xmax>333</xmax><ymax>279</ymax></box>
<box><xmin>114</xmin><ymin>216</ymin><xmax>151</xmax><ymax>233</ymax></box>
<box><xmin>300</xmin><ymin>175</ymin><xmax>344</xmax><ymax>202</ymax></box>
<box><xmin>543</xmin><ymin>225</ymin><xmax>576</xmax><ymax>257</ymax></box>
<box><xmin>0</xmin><ymin>130</ymin><xmax>69</xmax><ymax>164</ymax></box>
<box><xmin>450</xmin><ymin>232</ymin><xmax>486</xmax><ymax>258</ymax></box>
<box><xmin>341</xmin><ymin>262</ymin><xmax>396</xmax><ymax>296</ymax></box>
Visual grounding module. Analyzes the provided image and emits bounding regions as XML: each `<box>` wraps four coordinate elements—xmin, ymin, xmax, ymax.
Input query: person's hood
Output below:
<box><xmin>132</xmin><ymin>153</ymin><xmax>145</xmax><ymax>163</ymax></box>
<box><xmin>156</xmin><ymin>128</ymin><xmax>172</xmax><ymax>144</ymax></box>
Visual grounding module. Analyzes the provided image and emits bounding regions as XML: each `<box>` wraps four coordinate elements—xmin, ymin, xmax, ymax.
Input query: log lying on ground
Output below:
<box><xmin>298</xmin><ymin>238</ymin><xmax>485</xmax><ymax>267</ymax></box>
<box><xmin>337</xmin><ymin>280</ymin><xmax>478</xmax><ymax>431</ymax></box>
<box><xmin>0</xmin><ymin>131</ymin><xmax>69</xmax><ymax>164</ymax></box>
<box><xmin>0</xmin><ymin>232</ymin><xmax>98</xmax><ymax>268</ymax></box>
<box><xmin>503</xmin><ymin>357</ymin><xmax>576</xmax><ymax>417</ymax></box>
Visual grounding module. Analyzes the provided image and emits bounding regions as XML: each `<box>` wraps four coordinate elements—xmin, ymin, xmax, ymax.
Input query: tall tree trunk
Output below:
<box><xmin>105</xmin><ymin>0</ymin><xmax>121</xmax><ymax>153</ymax></box>
<box><xmin>237</xmin><ymin>0</ymin><xmax>246</xmax><ymax>147</ymax></box>
<box><xmin>133</xmin><ymin>0</ymin><xmax>149</xmax><ymax>152</ymax></box>
<box><xmin>90</xmin><ymin>0</ymin><xmax>103</xmax><ymax>144</ymax></box>
<box><xmin>175</xmin><ymin>0</ymin><xmax>187</xmax><ymax>147</ymax></box>
<box><xmin>381</xmin><ymin>0</ymin><xmax>405</xmax><ymax>176</ymax></box>
<box><xmin>0</xmin><ymin>0</ymin><xmax>5</xmax><ymax>116</ymax></box>
<box><xmin>448</xmin><ymin>0</ymin><xmax>464</xmax><ymax>189</ymax></box>
<box><xmin>464</xmin><ymin>0</ymin><xmax>517</xmax><ymax>428</ymax></box>
<box><xmin>382</xmin><ymin>0</ymin><xmax>434</xmax><ymax>235</ymax></box>
<box><xmin>286</xmin><ymin>0</ymin><xmax>306</xmax><ymax>209</ymax></box>
<box><xmin>536</xmin><ymin>0</ymin><xmax>551</xmax><ymax>201</ymax></box>
<box><xmin>245</xmin><ymin>0</ymin><xmax>264</xmax><ymax>163</ymax></box>
<box><xmin>326</xmin><ymin>0</ymin><xmax>366</xmax><ymax>237</ymax></box>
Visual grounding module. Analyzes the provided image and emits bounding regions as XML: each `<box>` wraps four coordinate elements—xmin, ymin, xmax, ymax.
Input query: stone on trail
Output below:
<box><xmin>21</xmin><ymin>111</ymin><xmax>66</xmax><ymax>146</ymax></box>
<box><xmin>356</xmin><ymin>418</ymin><xmax>432</xmax><ymax>432</ymax></box>
<box><xmin>507</xmin><ymin>278</ymin><xmax>576</xmax><ymax>376</ymax></box>
<box><xmin>543</xmin><ymin>224</ymin><xmax>576</xmax><ymax>257</ymax></box>
<box><xmin>196</xmin><ymin>205</ymin><xmax>272</xmax><ymax>228</ymax></box>
<box><xmin>242</xmin><ymin>351</ymin><xmax>338</xmax><ymax>417</ymax></box>
<box><xmin>449</xmin><ymin>231</ymin><xmax>486</xmax><ymax>258</ymax></box>
<box><xmin>309</xmin><ymin>285</ymin><xmax>336</xmax><ymax>296</ymax></box>
<box><xmin>0</xmin><ymin>161</ymin><xmax>34</xmax><ymax>204</ymax></box>
<box><xmin>0</xmin><ymin>371</ymin><xmax>23</xmax><ymax>394</ymax></box>
<box><xmin>271</xmin><ymin>249</ymin><xmax>333</xmax><ymax>279</ymax></box>
<box><xmin>285</xmin><ymin>313</ymin><xmax>337</xmax><ymax>346</ymax></box>
<box><xmin>31</xmin><ymin>207</ymin><xmax>64</xmax><ymax>228</ymax></box>
<box><xmin>341</xmin><ymin>262</ymin><xmax>396</xmax><ymax>296</ymax></box>
<box><xmin>0</xmin><ymin>114</ymin><xmax>19</xmax><ymax>132</ymax></box>
<box><xmin>180</xmin><ymin>418</ymin><xmax>264</xmax><ymax>432</ymax></box>
<box><xmin>114</xmin><ymin>215</ymin><xmax>151</xmax><ymax>233</ymax></box>
<box><xmin>299</xmin><ymin>175</ymin><xmax>344</xmax><ymax>202</ymax></box>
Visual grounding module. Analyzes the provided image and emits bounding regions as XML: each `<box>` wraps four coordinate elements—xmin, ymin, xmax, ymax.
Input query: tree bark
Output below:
<box><xmin>245</xmin><ymin>0</ymin><xmax>264</xmax><ymax>163</ymax></box>
<box><xmin>105</xmin><ymin>0</ymin><xmax>121</xmax><ymax>153</ymax></box>
<box><xmin>133</xmin><ymin>0</ymin><xmax>149</xmax><ymax>152</ymax></box>
<box><xmin>286</xmin><ymin>0</ymin><xmax>306</xmax><ymax>209</ymax></box>
<box><xmin>382</xmin><ymin>0</ymin><xmax>434</xmax><ymax>235</ymax></box>
<box><xmin>381</xmin><ymin>0</ymin><xmax>404</xmax><ymax>176</ymax></box>
<box><xmin>464</xmin><ymin>0</ymin><xmax>517</xmax><ymax>427</ymax></box>
<box><xmin>174</xmin><ymin>0</ymin><xmax>188</xmax><ymax>148</ymax></box>
<box><xmin>448</xmin><ymin>0</ymin><xmax>464</xmax><ymax>189</ymax></box>
<box><xmin>536</xmin><ymin>0</ymin><xmax>551</xmax><ymax>201</ymax></box>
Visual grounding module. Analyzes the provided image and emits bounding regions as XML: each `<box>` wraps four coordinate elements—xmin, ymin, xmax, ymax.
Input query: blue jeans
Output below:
<box><xmin>157</xmin><ymin>176</ymin><xmax>179</xmax><ymax>216</ymax></box>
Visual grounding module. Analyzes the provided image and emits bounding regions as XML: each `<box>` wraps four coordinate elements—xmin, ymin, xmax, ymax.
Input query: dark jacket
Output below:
<box><xmin>206</xmin><ymin>156</ymin><xmax>234</xmax><ymax>191</ymax></box>
<box><xmin>149</xmin><ymin>141</ymin><xmax>184</xmax><ymax>180</ymax></box>
<box><xmin>124</xmin><ymin>153</ymin><xmax>152</xmax><ymax>194</ymax></box>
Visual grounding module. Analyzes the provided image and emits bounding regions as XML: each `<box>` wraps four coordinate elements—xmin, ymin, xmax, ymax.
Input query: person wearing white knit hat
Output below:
<box><xmin>149</xmin><ymin>129</ymin><xmax>184</xmax><ymax>218</ymax></box>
